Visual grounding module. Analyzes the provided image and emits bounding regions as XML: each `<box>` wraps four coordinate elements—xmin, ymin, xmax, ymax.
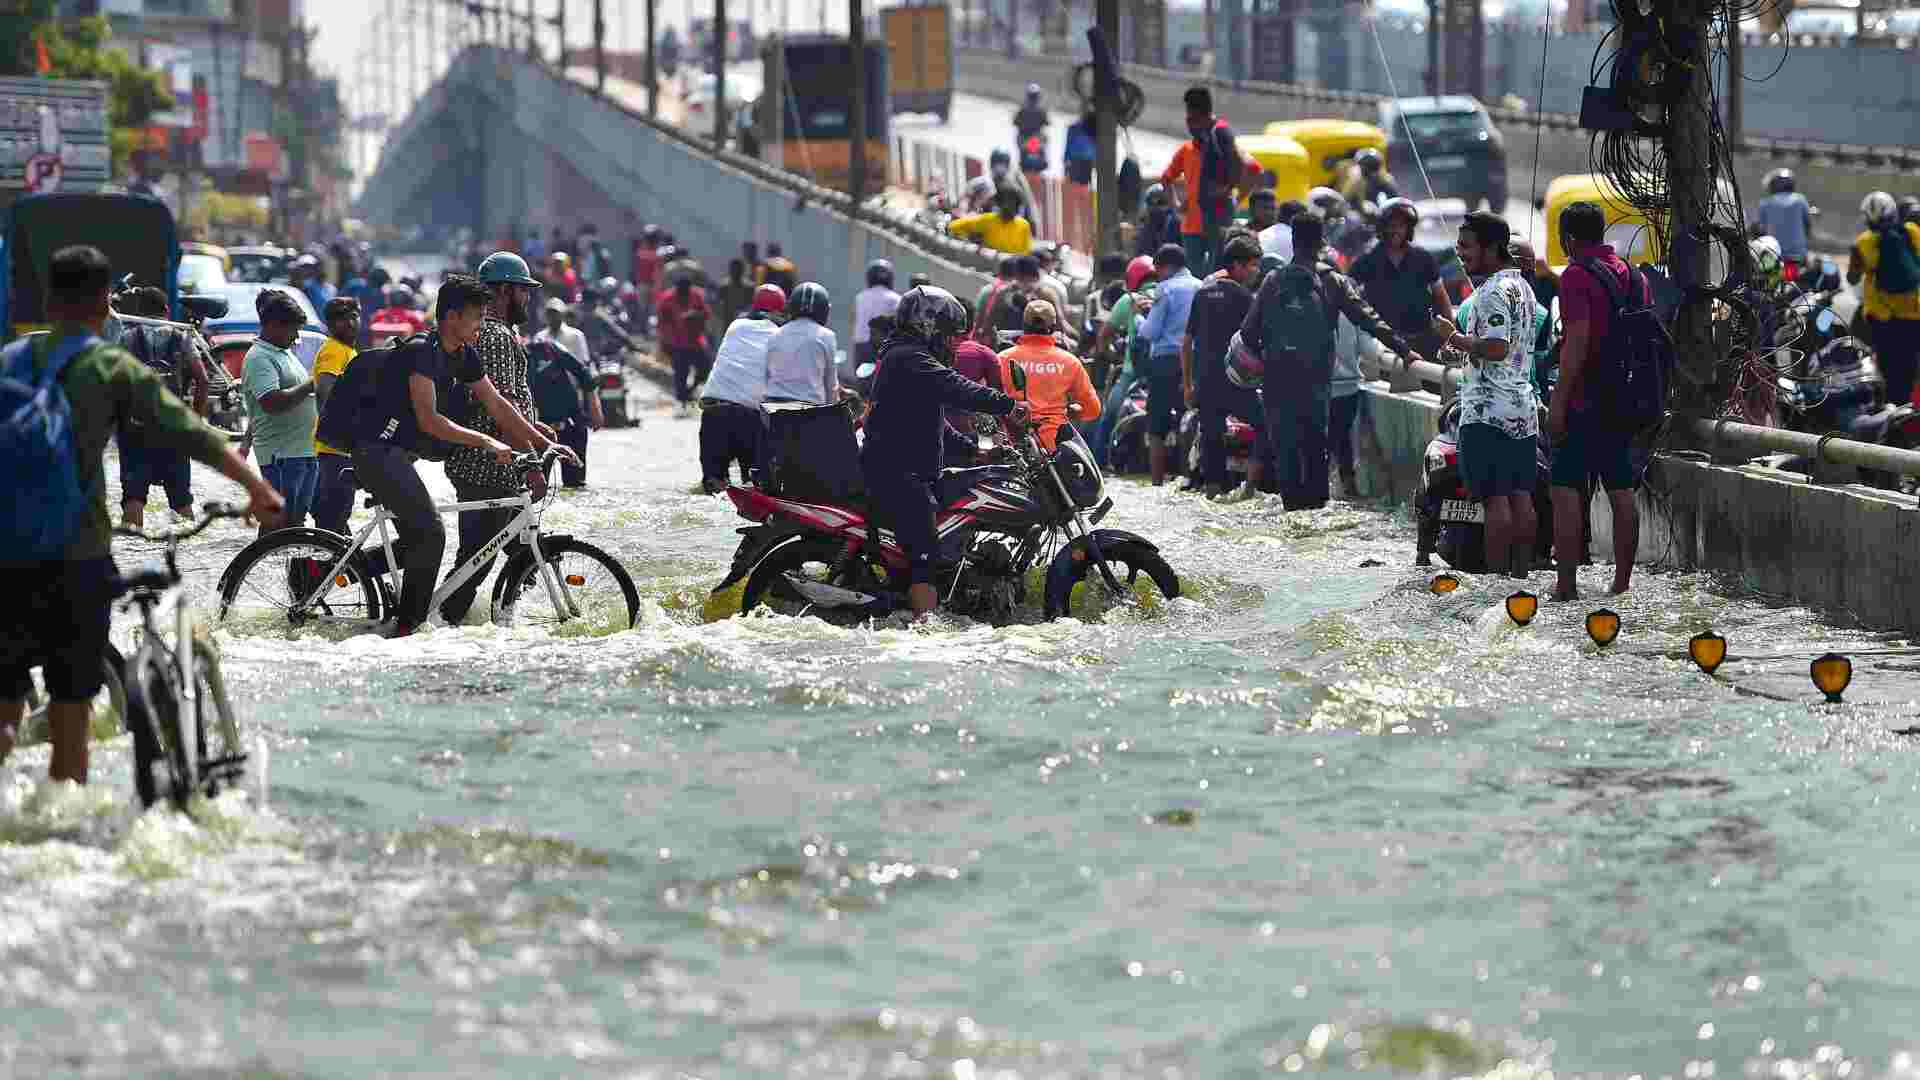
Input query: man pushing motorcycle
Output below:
<box><xmin>864</xmin><ymin>286</ymin><xmax>1032</xmax><ymax>619</ymax></box>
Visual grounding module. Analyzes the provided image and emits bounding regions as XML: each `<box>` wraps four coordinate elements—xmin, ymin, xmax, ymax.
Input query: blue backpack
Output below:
<box><xmin>0</xmin><ymin>333</ymin><xmax>99</xmax><ymax>559</ymax></box>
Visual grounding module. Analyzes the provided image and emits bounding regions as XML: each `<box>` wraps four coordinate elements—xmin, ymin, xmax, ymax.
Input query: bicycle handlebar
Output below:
<box><xmin>112</xmin><ymin>501</ymin><xmax>251</xmax><ymax>544</ymax></box>
<box><xmin>510</xmin><ymin>446</ymin><xmax>567</xmax><ymax>472</ymax></box>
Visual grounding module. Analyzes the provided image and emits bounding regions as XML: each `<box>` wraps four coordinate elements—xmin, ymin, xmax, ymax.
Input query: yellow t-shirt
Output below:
<box><xmin>1855</xmin><ymin>223</ymin><xmax>1920</xmax><ymax>321</ymax></box>
<box><xmin>948</xmin><ymin>211</ymin><xmax>1034</xmax><ymax>255</ymax></box>
<box><xmin>312</xmin><ymin>338</ymin><xmax>358</xmax><ymax>456</ymax></box>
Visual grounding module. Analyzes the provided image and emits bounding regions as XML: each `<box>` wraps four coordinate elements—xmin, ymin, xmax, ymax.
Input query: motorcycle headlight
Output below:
<box><xmin>1052</xmin><ymin>439</ymin><xmax>1106</xmax><ymax>509</ymax></box>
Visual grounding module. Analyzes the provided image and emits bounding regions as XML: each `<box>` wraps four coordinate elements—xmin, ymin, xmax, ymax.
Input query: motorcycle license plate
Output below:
<box><xmin>1427</xmin><ymin>155</ymin><xmax>1468</xmax><ymax>171</ymax></box>
<box><xmin>1440</xmin><ymin>498</ymin><xmax>1485</xmax><ymax>524</ymax></box>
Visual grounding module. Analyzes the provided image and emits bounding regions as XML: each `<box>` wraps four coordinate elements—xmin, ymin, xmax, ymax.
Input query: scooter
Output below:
<box><xmin>1415</xmin><ymin>400</ymin><xmax>1558</xmax><ymax>572</ymax></box>
<box><xmin>1177</xmin><ymin>408</ymin><xmax>1262</xmax><ymax>486</ymax></box>
<box><xmin>592</xmin><ymin>355</ymin><xmax>633</xmax><ymax>428</ymax></box>
<box><xmin>1104</xmin><ymin>377</ymin><xmax>1153</xmax><ymax>475</ymax></box>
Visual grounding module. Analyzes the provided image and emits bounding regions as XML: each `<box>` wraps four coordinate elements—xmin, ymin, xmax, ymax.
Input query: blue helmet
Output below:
<box><xmin>477</xmin><ymin>251</ymin><xmax>541</xmax><ymax>287</ymax></box>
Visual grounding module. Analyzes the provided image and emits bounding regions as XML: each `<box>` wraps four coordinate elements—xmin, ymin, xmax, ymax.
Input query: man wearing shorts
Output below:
<box><xmin>1436</xmin><ymin>211</ymin><xmax>1540</xmax><ymax>579</ymax></box>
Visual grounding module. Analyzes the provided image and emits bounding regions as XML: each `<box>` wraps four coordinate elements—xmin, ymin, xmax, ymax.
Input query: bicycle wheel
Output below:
<box><xmin>124</xmin><ymin>641</ymin><xmax>201</xmax><ymax>810</ymax></box>
<box><xmin>216</xmin><ymin>527</ymin><xmax>385</xmax><ymax>635</ymax></box>
<box><xmin>191</xmin><ymin>632</ymin><xmax>248</xmax><ymax>798</ymax></box>
<box><xmin>491</xmin><ymin>538</ymin><xmax>639</xmax><ymax>633</ymax></box>
<box><xmin>19</xmin><ymin>644</ymin><xmax>127</xmax><ymax>748</ymax></box>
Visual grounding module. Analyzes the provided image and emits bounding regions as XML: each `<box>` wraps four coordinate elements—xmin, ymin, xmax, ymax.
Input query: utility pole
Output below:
<box><xmin>1726</xmin><ymin>15</ymin><xmax>1743</xmax><ymax>147</ymax></box>
<box><xmin>849</xmin><ymin>0</ymin><xmax>866</xmax><ymax>210</ymax></box>
<box><xmin>1426</xmin><ymin>0</ymin><xmax>1442</xmax><ymax>95</ymax></box>
<box><xmin>645</xmin><ymin>0</ymin><xmax>657</xmax><ymax>117</ymax></box>
<box><xmin>1093</xmin><ymin>0</ymin><xmax>1120</xmax><ymax>253</ymax></box>
<box><xmin>593</xmin><ymin>0</ymin><xmax>605</xmax><ymax>93</ymax></box>
<box><xmin>1665</xmin><ymin>0</ymin><xmax>1718</xmax><ymax>407</ymax></box>
<box><xmin>713</xmin><ymin>0</ymin><xmax>727</xmax><ymax>148</ymax></box>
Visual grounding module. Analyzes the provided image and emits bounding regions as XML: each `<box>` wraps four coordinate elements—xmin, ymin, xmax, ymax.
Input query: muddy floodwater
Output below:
<box><xmin>5</xmin><ymin>376</ymin><xmax>1920</xmax><ymax>1079</ymax></box>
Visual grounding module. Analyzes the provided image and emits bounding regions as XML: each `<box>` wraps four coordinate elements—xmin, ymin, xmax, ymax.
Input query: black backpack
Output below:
<box><xmin>120</xmin><ymin>322</ymin><xmax>188</xmax><ymax>397</ymax></box>
<box><xmin>315</xmin><ymin>332</ymin><xmax>431</xmax><ymax>454</ymax></box>
<box><xmin>1575</xmin><ymin>258</ymin><xmax>1673</xmax><ymax>433</ymax></box>
<box><xmin>1250</xmin><ymin>264</ymin><xmax>1335</xmax><ymax>378</ymax></box>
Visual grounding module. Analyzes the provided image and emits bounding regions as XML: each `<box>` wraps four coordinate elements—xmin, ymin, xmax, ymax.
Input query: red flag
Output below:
<box><xmin>34</xmin><ymin>32</ymin><xmax>51</xmax><ymax>74</ymax></box>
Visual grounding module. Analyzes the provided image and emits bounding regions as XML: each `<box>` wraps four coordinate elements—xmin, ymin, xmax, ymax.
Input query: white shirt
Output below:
<box><xmin>1456</xmin><ymin>267</ymin><xmax>1540</xmax><ymax>439</ymax></box>
<box><xmin>1259</xmin><ymin>223</ymin><xmax>1295</xmax><ymax>262</ymax></box>
<box><xmin>851</xmin><ymin>286</ymin><xmax>900</xmax><ymax>345</ymax></box>
<box><xmin>764</xmin><ymin>318</ymin><xmax>840</xmax><ymax>404</ymax></box>
<box><xmin>535</xmin><ymin>323</ymin><xmax>591</xmax><ymax>367</ymax></box>
<box><xmin>703</xmin><ymin>314</ymin><xmax>781</xmax><ymax>408</ymax></box>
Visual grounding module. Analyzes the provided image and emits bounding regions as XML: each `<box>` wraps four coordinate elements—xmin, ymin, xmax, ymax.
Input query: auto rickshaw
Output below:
<box><xmin>3</xmin><ymin>193</ymin><xmax>180</xmax><ymax>339</ymax></box>
<box><xmin>1264</xmin><ymin>119</ymin><xmax>1389</xmax><ymax>189</ymax></box>
<box><xmin>1541</xmin><ymin>173</ymin><xmax>1664</xmax><ymax>268</ymax></box>
<box><xmin>1236</xmin><ymin>133</ymin><xmax>1312</xmax><ymax>206</ymax></box>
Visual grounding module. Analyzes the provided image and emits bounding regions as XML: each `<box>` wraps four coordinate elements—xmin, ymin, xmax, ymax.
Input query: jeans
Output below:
<box><xmin>313</xmin><ymin>453</ymin><xmax>358</xmax><ymax>535</ymax></box>
<box><xmin>669</xmin><ymin>346</ymin><xmax>707</xmax><ymax>403</ymax></box>
<box><xmin>440</xmin><ymin>483</ymin><xmax>526</xmax><ymax>626</ymax></box>
<box><xmin>1867</xmin><ymin>316</ymin><xmax>1920</xmax><ymax>407</ymax></box>
<box><xmin>260</xmin><ymin>455</ymin><xmax>320</xmax><ymax>528</ymax></box>
<box><xmin>1091</xmin><ymin>376</ymin><xmax>1133</xmax><ymax>468</ymax></box>
<box><xmin>1328</xmin><ymin>391</ymin><xmax>1362</xmax><ymax>476</ymax></box>
<box><xmin>1197</xmin><ymin>381</ymin><xmax>1268</xmax><ymax>490</ymax></box>
<box><xmin>699</xmin><ymin>401</ymin><xmax>762</xmax><ymax>493</ymax></box>
<box><xmin>1264</xmin><ymin>382</ymin><xmax>1332</xmax><ymax>509</ymax></box>
<box><xmin>351</xmin><ymin>445</ymin><xmax>444</xmax><ymax>630</ymax></box>
<box><xmin>548</xmin><ymin>416</ymin><xmax>590</xmax><ymax>487</ymax></box>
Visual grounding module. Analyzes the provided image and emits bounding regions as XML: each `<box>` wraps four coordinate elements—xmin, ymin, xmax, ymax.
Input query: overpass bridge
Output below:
<box><xmin>356</xmin><ymin>46</ymin><xmax>998</xmax><ymax>317</ymax></box>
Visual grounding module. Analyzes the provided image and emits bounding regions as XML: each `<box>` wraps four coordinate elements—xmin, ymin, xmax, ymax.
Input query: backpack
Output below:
<box><xmin>117</xmin><ymin>323</ymin><xmax>191</xmax><ymax>423</ymax></box>
<box><xmin>315</xmin><ymin>331</ymin><xmax>430</xmax><ymax>455</ymax></box>
<box><xmin>1874</xmin><ymin>223</ymin><xmax>1920</xmax><ymax>295</ymax></box>
<box><xmin>1574</xmin><ymin>257</ymin><xmax>1673</xmax><ymax>432</ymax></box>
<box><xmin>1251</xmin><ymin>264</ymin><xmax>1335</xmax><ymax>378</ymax></box>
<box><xmin>988</xmin><ymin>286</ymin><xmax>1031</xmax><ymax>338</ymax></box>
<box><xmin>0</xmin><ymin>334</ymin><xmax>99</xmax><ymax>559</ymax></box>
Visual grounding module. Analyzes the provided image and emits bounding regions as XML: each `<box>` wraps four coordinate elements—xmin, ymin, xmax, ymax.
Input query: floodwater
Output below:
<box><xmin>6</xmin><ymin>378</ymin><xmax>1920</xmax><ymax>1079</ymax></box>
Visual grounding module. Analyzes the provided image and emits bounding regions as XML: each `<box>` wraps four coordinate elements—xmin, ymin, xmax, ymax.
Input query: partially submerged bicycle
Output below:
<box><xmin>216</xmin><ymin>449</ymin><xmax>640</xmax><ymax>635</ymax></box>
<box><xmin>117</xmin><ymin>504</ymin><xmax>253</xmax><ymax>810</ymax></box>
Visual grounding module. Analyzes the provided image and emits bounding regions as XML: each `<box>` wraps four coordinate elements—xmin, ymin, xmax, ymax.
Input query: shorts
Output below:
<box><xmin>1145</xmin><ymin>353</ymin><xmax>1184</xmax><ymax>438</ymax></box>
<box><xmin>1551</xmin><ymin>422</ymin><xmax>1637</xmax><ymax>492</ymax></box>
<box><xmin>0</xmin><ymin>558</ymin><xmax>117</xmax><ymax>701</ymax></box>
<box><xmin>118</xmin><ymin>435</ymin><xmax>192</xmax><ymax>510</ymax></box>
<box><xmin>261</xmin><ymin>456</ymin><xmax>321</xmax><ymax>526</ymax></box>
<box><xmin>1458</xmin><ymin>423</ymin><xmax>1537</xmax><ymax>499</ymax></box>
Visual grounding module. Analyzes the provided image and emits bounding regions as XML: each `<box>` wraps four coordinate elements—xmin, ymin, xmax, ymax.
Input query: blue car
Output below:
<box><xmin>197</xmin><ymin>282</ymin><xmax>329</xmax><ymax>386</ymax></box>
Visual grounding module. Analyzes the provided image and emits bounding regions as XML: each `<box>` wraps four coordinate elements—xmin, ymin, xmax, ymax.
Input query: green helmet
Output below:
<box><xmin>477</xmin><ymin>251</ymin><xmax>541</xmax><ymax>287</ymax></box>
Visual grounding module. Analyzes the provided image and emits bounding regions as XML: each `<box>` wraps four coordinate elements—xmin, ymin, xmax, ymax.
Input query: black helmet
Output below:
<box><xmin>597</xmin><ymin>275</ymin><xmax>619</xmax><ymax>297</ymax></box>
<box><xmin>1355</xmin><ymin>147</ymin><xmax>1384</xmax><ymax>174</ymax></box>
<box><xmin>1766</xmin><ymin>168</ymin><xmax>1795</xmax><ymax>194</ymax></box>
<box><xmin>891</xmin><ymin>285</ymin><xmax>968</xmax><ymax>345</ymax></box>
<box><xmin>788</xmin><ymin>281</ymin><xmax>831</xmax><ymax>323</ymax></box>
<box><xmin>866</xmin><ymin>258</ymin><xmax>895</xmax><ymax>288</ymax></box>
<box><xmin>642</xmin><ymin>223</ymin><xmax>663</xmax><ymax>239</ymax></box>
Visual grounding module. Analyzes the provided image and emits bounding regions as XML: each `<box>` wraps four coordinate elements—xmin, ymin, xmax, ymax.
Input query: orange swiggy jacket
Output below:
<box><xmin>995</xmin><ymin>334</ymin><xmax>1102</xmax><ymax>451</ymax></box>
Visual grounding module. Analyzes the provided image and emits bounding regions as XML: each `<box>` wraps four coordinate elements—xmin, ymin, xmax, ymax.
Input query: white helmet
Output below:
<box><xmin>964</xmin><ymin>175</ymin><xmax>995</xmax><ymax>204</ymax></box>
<box><xmin>1749</xmin><ymin>235</ymin><xmax>1782</xmax><ymax>289</ymax></box>
<box><xmin>1862</xmin><ymin>190</ymin><xmax>1899</xmax><ymax>228</ymax></box>
<box><xmin>1308</xmin><ymin>187</ymin><xmax>1347</xmax><ymax>216</ymax></box>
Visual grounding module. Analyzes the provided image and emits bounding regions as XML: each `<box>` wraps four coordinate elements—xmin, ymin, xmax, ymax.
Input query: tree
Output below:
<box><xmin>2</xmin><ymin>10</ymin><xmax>175</xmax><ymax>176</ymax></box>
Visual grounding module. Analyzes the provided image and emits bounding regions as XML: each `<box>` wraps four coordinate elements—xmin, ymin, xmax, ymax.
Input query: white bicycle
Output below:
<box><xmin>214</xmin><ymin>450</ymin><xmax>639</xmax><ymax>635</ymax></box>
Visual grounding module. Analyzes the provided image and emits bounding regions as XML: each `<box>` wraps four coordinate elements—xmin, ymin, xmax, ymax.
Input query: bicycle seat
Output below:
<box><xmin>114</xmin><ymin>563</ymin><xmax>175</xmax><ymax>595</ymax></box>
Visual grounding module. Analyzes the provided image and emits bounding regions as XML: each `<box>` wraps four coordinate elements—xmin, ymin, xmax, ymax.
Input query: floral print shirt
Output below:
<box><xmin>1456</xmin><ymin>267</ymin><xmax>1540</xmax><ymax>439</ymax></box>
<box><xmin>444</xmin><ymin>317</ymin><xmax>534</xmax><ymax>493</ymax></box>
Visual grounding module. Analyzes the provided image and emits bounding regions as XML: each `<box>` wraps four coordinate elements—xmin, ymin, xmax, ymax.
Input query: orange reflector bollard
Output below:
<box><xmin>1689</xmin><ymin>631</ymin><xmax>1727</xmax><ymax>674</ymax></box>
<box><xmin>1505</xmin><ymin>591</ymin><xmax>1538</xmax><ymax>626</ymax></box>
<box><xmin>1585</xmin><ymin>609</ymin><xmax>1620</xmax><ymax>647</ymax></box>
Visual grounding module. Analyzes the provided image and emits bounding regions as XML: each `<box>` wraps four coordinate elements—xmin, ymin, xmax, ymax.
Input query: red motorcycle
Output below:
<box><xmin>712</xmin><ymin>372</ymin><xmax>1180</xmax><ymax>623</ymax></box>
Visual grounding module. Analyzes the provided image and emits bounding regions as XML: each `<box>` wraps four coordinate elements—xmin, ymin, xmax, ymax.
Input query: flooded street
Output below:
<box><xmin>6</xmin><ymin>381</ymin><xmax>1920</xmax><ymax>1078</ymax></box>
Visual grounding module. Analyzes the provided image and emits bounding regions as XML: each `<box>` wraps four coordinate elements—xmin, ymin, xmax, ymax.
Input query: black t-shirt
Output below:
<box><xmin>1348</xmin><ymin>244</ymin><xmax>1440</xmax><ymax>337</ymax></box>
<box><xmin>357</xmin><ymin>332</ymin><xmax>485</xmax><ymax>455</ymax></box>
<box><xmin>1187</xmin><ymin>276</ymin><xmax>1254</xmax><ymax>387</ymax></box>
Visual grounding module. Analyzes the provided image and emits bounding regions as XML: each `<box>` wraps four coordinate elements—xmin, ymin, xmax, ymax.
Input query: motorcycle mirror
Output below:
<box><xmin>179</xmin><ymin>294</ymin><xmax>231</xmax><ymax>320</ymax></box>
<box><xmin>856</xmin><ymin>363</ymin><xmax>876</xmax><ymax>380</ymax></box>
<box><xmin>1009</xmin><ymin>361</ymin><xmax>1029</xmax><ymax>393</ymax></box>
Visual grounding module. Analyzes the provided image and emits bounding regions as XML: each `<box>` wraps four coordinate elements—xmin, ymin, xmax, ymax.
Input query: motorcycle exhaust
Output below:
<box><xmin>783</xmin><ymin>575</ymin><xmax>882</xmax><ymax>611</ymax></box>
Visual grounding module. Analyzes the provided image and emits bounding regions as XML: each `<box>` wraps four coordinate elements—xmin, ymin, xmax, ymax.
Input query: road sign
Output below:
<box><xmin>1</xmin><ymin>76</ymin><xmax>108</xmax><ymax>191</ymax></box>
<box><xmin>24</xmin><ymin>152</ymin><xmax>62</xmax><ymax>194</ymax></box>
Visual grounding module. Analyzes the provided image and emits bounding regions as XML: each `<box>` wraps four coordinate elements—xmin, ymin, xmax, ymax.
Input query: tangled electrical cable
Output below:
<box><xmin>1584</xmin><ymin>0</ymin><xmax>1792</xmax><ymax>413</ymax></box>
<box><xmin>1064</xmin><ymin>61</ymin><xmax>1145</xmax><ymax>127</ymax></box>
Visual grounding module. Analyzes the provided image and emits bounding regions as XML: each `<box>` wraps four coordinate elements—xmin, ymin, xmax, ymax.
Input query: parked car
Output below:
<box><xmin>227</xmin><ymin>244</ymin><xmax>292</xmax><ymax>284</ymax></box>
<box><xmin>179</xmin><ymin>240</ymin><xmax>230</xmax><ymax>295</ymax></box>
<box><xmin>1377</xmin><ymin>95</ymin><xmax>1507</xmax><ymax>213</ymax></box>
<box><xmin>193</xmin><ymin>282</ymin><xmax>326</xmax><ymax>383</ymax></box>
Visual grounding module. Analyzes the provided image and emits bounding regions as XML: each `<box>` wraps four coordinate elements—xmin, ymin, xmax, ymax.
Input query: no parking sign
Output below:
<box><xmin>24</xmin><ymin>152</ymin><xmax>62</xmax><ymax>194</ymax></box>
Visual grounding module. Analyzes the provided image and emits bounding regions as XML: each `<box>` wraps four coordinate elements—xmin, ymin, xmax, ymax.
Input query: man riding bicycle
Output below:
<box><xmin>340</xmin><ymin>274</ymin><xmax>574</xmax><ymax>638</ymax></box>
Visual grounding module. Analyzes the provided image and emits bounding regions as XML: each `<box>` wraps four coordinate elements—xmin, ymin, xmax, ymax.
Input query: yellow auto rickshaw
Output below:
<box><xmin>1236</xmin><ymin>133</ymin><xmax>1312</xmax><ymax>206</ymax></box>
<box><xmin>1541</xmin><ymin>173</ymin><xmax>1663</xmax><ymax>268</ymax></box>
<box><xmin>1263</xmin><ymin>119</ymin><xmax>1388</xmax><ymax>189</ymax></box>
